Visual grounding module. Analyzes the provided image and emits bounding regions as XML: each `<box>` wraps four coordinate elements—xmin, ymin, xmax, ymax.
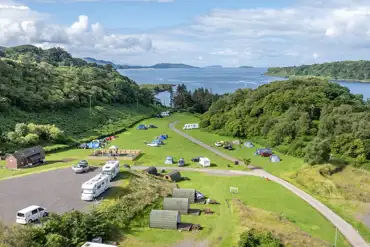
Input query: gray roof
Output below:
<box><xmin>173</xmin><ymin>188</ymin><xmax>196</xmax><ymax>203</ymax></box>
<box><xmin>163</xmin><ymin>198</ymin><xmax>189</xmax><ymax>214</ymax></box>
<box><xmin>12</xmin><ymin>146</ymin><xmax>44</xmax><ymax>160</ymax></box>
<box><xmin>144</xmin><ymin>166</ymin><xmax>158</xmax><ymax>175</ymax></box>
<box><xmin>165</xmin><ymin>170</ymin><xmax>181</xmax><ymax>182</ymax></box>
<box><xmin>149</xmin><ymin>210</ymin><xmax>180</xmax><ymax>229</ymax></box>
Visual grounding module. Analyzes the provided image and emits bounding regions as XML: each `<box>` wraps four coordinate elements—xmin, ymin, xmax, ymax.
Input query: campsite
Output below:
<box><xmin>0</xmin><ymin>113</ymin><xmax>353</xmax><ymax>247</ymax></box>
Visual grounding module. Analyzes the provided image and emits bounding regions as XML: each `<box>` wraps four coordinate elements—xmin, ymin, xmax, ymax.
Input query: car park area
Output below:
<box><xmin>0</xmin><ymin>167</ymin><xmax>104</xmax><ymax>225</ymax></box>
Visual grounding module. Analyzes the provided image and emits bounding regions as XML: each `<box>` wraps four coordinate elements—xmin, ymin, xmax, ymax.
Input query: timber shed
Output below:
<box><xmin>6</xmin><ymin>146</ymin><xmax>45</xmax><ymax>169</ymax></box>
<box><xmin>163</xmin><ymin>197</ymin><xmax>190</xmax><ymax>214</ymax></box>
<box><xmin>172</xmin><ymin>188</ymin><xmax>196</xmax><ymax>203</ymax></box>
<box><xmin>165</xmin><ymin>170</ymin><xmax>182</xmax><ymax>182</ymax></box>
<box><xmin>144</xmin><ymin>166</ymin><xmax>158</xmax><ymax>175</ymax></box>
<box><xmin>149</xmin><ymin>210</ymin><xmax>181</xmax><ymax>229</ymax></box>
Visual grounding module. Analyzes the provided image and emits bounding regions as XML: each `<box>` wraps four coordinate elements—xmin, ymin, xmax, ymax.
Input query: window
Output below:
<box><xmin>17</xmin><ymin>213</ymin><xmax>25</xmax><ymax>217</ymax></box>
<box><xmin>38</xmin><ymin>207</ymin><xmax>44</xmax><ymax>211</ymax></box>
<box><xmin>97</xmin><ymin>185</ymin><xmax>101</xmax><ymax>189</ymax></box>
<box><xmin>31</xmin><ymin>209</ymin><xmax>38</xmax><ymax>214</ymax></box>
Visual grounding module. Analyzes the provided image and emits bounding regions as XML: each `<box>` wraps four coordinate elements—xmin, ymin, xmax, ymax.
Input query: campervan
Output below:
<box><xmin>160</xmin><ymin>111</ymin><xmax>170</xmax><ymax>117</ymax></box>
<box><xmin>81</xmin><ymin>174</ymin><xmax>110</xmax><ymax>201</ymax></box>
<box><xmin>102</xmin><ymin>160</ymin><xmax>120</xmax><ymax>180</ymax></box>
<box><xmin>183</xmin><ymin>123</ymin><xmax>199</xmax><ymax>130</ymax></box>
<box><xmin>16</xmin><ymin>205</ymin><xmax>48</xmax><ymax>224</ymax></box>
<box><xmin>81</xmin><ymin>243</ymin><xmax>117</xmax><ymax>247</ymax></box>
<box><xmin>199</xmin><ymin>157</ymin><xmax>211</xmax><ymax>167</ymax></box>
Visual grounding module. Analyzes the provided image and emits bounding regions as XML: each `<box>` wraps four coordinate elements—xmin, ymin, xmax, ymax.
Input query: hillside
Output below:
<box><xmin>265</xmin><ymin>61</ymin><xmax>370</xmax><ymax>82</ymax></box>
<box><xmin>0</xmin><ymin>45</ymin><xmax>159</xmax><ymax>152</ymax></box>
<box><xmin>200</xmin><ymin>77</ymin><xmax>370</xmax><ymax>167</ymax></box>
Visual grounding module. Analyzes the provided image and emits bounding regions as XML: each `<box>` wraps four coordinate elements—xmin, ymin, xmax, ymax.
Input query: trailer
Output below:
<box><xmin>81</xmin><ymin>174</ymin><xmax>110</xmax><ymax>201</ymax></box>
<box><xmin>102</xmin><ymin>160</ymin><xmax>120</xmax><ymax>180</ymax></box>
<box><xmin>183</xmin><ymin>123</ymin><xmax>199</xmax><ymax>130</ymax></box>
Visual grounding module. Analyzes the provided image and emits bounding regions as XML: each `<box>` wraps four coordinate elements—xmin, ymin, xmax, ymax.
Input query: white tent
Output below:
<box><xmin>109</xmin><ymin>145</ymin><xmax>119</xmax><ymax>150</ymax></box>
<box><xmin>244</xmin><ymin>142</ymin><xmax>254</xmax><ymax>148</ymax></box>
<box><xmin>165</xmin><ymin>156</ymin><xmax>174</xmax><ymax>165</ymax></box>
<box><xmin>199</xmin><ymin>157</ymin><xmax>211</xmax><ymax>167</ymax></box>
<box><xmin>270</xmin><ymin>155</ymin><xmax>280</xmax><ymax>162</ymax></box>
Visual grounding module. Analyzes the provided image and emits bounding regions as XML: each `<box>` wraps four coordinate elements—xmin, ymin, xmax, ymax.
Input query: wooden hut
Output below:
<box><xmin>163</xmin><ymin>198</ymin><xmax>189</xmax><ymax>214</ymax></box>
<box><xmin>149</xmin><ymin>210</ymin><xmax>180</xmax><ymax>229</ymax></box>
<box><xmin>172</xmin><ymin>188</ymin><xmax>196</xmax><ymax>203</ymax></box>
<box><xmin>144</xmin><ymin>166</ymin><xmax>158</xmax><ymax>175</ymax></box>
<box><xmin>164</xmin><ymin>170</ymin><xmax>182</xmax><ymax>182</ymax></box>
<box><xmin>6</xmin><ymin>146</ymin><xmax>45</xmax><ymax>169</ymax></box>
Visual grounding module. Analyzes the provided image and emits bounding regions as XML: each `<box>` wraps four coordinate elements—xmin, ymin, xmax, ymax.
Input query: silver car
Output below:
<box><xmin>72</xmin><ymin>160</ymin><xmax>90</xmax><ymax>173</ymax></box>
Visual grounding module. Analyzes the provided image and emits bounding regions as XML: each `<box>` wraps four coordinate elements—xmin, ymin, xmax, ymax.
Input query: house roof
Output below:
<box><xmin>11</xmin><ymin>146</ymin><xmax>44</xmax><ymax>160</ymax></box>
<box><xmin>149</xmin><ymin>210</ymin><xmax>180</xmax><ymax>229</ymax></box>
<box><xmin>18</xmin><ymin>205</ymin><xmax>41</xmax><ymax>213</ymax></box>
<box><xmin>163</xmin><ymin>198</ymin><xmax>189</xmax><ymax>214</ymax></box>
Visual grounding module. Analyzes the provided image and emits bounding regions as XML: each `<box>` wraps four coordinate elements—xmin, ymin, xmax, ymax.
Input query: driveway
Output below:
<box><xmin>169</xmin><ymin>121</ymin><xmax>369</xmax><ymax>247</ymax></box>
<box><xmin>0</xmin><ymin>167</ymin><xmax>103</xmax><ymax>225</ymax></box>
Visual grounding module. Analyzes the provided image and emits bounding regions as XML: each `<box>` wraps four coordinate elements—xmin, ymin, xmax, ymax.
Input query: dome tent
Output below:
<box><xmin>270</xmin><ymin>155</ymin><xmax>280</xmax><ymax>162</ymax></box>
<box><xmin>244</xmin><ymin>142</ymin><xmax>254</xmax><ymax>148</ymax></box>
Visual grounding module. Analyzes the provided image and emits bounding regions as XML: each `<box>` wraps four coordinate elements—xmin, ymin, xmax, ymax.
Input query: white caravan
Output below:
<box><xmin>81</xmin><ymin>243</ymin><xmax>117</xmax><ymax>247</ymax></box>
<box><xmin>81</xmin><ymin>174</ymin><xmax>110</xmax><ymax>201</ymax></box>
<box><xmin>199</xmin><ymin>157</ymin><xmax>211</xmax><ymax>167</ymax></box>
<box><xmin>102</xmin><ymin>160</ymin><xmax>120</xmax><ymax>180</ymax></box>
<box><xmin>183</xmin><ymin>123</ymin><xmax>199</xmax><ymax>130</ymax></box>
<box><xmin>16</xmin><ymin>205</ymin><xmax>48</xmax><ymax>224</ymax></box>
<box><xmin>161</xmin><ymin>111</ymin><xmax>170</xmax><ymax>117</ymax></box>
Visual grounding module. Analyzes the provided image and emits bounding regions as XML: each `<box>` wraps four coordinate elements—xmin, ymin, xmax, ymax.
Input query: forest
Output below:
<box><xmin>199</xmin><ymin>77</ymin><xmax>370</xmax><ymax>167</ymax></box>
<box><xmin>0</xmin><ymin>45</ymin><xmax>157</xmax><ymax>150</ymax></box>
<box><xmin>265</xmin><ymin>60</ymin><xmax>370</xmax><ymax>81</ymax></box>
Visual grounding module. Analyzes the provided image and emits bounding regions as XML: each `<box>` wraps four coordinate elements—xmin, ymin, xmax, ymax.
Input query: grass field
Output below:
<box><xmin>120</xmin><ymin>171</ymin><xmax>348</xmax><ymax>247</ymax></box>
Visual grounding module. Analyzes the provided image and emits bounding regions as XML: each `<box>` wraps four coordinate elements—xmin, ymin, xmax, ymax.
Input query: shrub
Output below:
<box><xmin>238</xmin><ymin>229</ymin><xmax>283</xmax><ymax>247</ymax></box>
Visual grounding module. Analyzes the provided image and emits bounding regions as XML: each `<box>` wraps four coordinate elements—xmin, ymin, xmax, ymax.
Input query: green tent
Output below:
<box><xmin>172</xmin><ymin>188</ymin><xmax>196</xmax><ymax>203</ymax></box>
<box><xmin>149</xmin><ymin>210</ymin><xmax>181</xmax><ymax>229</ymax></box>
<box><xmin>163</xmin><ymin>197</ymin><xmax>189</xmax><ymax>214</ymax></box>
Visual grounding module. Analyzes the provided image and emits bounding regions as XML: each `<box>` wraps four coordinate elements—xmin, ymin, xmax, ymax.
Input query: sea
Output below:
<box><xmin>118</xmin><ymin>67</ymin><xmax>370</xmax><ymax>106</ymax></box>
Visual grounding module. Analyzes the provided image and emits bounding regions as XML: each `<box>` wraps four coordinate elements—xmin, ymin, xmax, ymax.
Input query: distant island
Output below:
<box><xmin>239</xmin><ymin>65</ymin><xmax>254</xmax><ymax>68</ymax></box>
<box><xmin>206</xmin><ymin>65</ymin><xmax>223</xmax><ymax>68</ymax></box>
<box><xmin>83</xmin><ymin>57</ymin><xmax>199</xmax><ymax>69</ymax></box>
<box><xmin>265</xmin><ymin>61</ymin><xmax>370</xmax><ymax>82</ymax></box>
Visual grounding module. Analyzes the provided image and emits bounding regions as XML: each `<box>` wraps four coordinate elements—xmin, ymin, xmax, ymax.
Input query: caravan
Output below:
<box><xmin>160</xmin><ymin>111</ymin><xmax>170</xmax><ymax>117</ymax></box>
<box><xmin>81</xmin><ymin>174</ymin><xmax>110</xmax><ymax>201</ymax></box>
<box><xmin>183</xmin><ymin>123</ymin><xmax>199</xmax><ymax>130</ymax></box>
<box><xmin>102</xmin><ymin>160</ymin><xmax>120</xmax><ymax>180</ymax></box>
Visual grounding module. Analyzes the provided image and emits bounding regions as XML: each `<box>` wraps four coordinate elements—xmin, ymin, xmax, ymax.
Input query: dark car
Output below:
<box><xmin>149</xmin><ymin>124</ymin><xmax>158</xmax><ymax>128</ymax></box>
<box><xmin>191</xmin><ymin>157</ymin><xmax>202</xmax><ymax>162</ymax></box>
<box><xmin>223</xmin><ymin>144</ymin><xmax>233</xmax><ymax>150</ymax></box>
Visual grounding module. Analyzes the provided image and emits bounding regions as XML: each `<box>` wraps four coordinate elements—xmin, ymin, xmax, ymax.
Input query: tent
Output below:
<box><xmin>144</xmin><ymin>166</ymin><xmax>158</xmax><ymax>175</ymax></box>
<box><xmin>199</xmin><ymin>157</ymin><xmax>211</xmax><ymax>167</ymax></box>
<box><xmin>87</xmin><ymin>141</ymin><xmax>100</xmax><ymax>149</ymax></box>
<box><xmin>165</xmin><ymin>156</ymin><xmax>173</xmax><ymax>165</ymax></box>
<box><xmin>109</xmin><ymin>145</ymin><xmax>119</xmax><ymax>150</ymax></box>
<box><xmin>163</xmin><ymin>198</ymin><xmax>190</xmax><ymax>214</ymax></box>
<box><xmin>232</xmin><ymin>140</ymin><xmax>241</xmax><ymax>145</ymax></box>
<box><xmin>165</xmin><ymin>170</ymin><xmax>181</xmax><ymax>182</ymax></box>
<box><xmin>158</xmin><ymin>135</ymin><xmax>168</xmax><ymax>140</ymax></box>
<box><xmin>244</xmin><ymin>142</ymin><xmax>254</xmax><ymax>148</ymax></box>
<box><xmin>149</xmin><ymin>210</ymin><xmax>180</xmax><ymax>229</ymax></box>
<box><xmin>270</xmin><ymin>155</ymin><xmax>281</xmax><ymax>162</ymax></box>
<box><xmin>178</xmin><ymin>158</ymin><xmax>185</xmax><ymax>167</ymax></box>
<box><xmin>152</xmin><ymin>139</ymin><xmax>163</xmax><ymax>145</ymax></box>
<box><xmin>173</xmin><ymin>188</ymin><xmax>196</xmax><ymax>203</ymax></box>
<box><xmin>137</xmin><ymin>125</ymin><xmax>147</xmax><ymax>130</ymax></box>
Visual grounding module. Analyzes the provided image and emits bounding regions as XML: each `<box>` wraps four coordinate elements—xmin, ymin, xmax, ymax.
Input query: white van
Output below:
<box><xmin>16</xmin><ymin>205</ymin><xmax>48</xmax><ymax>224</ymax></box>
<box><xmin>81</xmin><ymin>174</ymin><xmax>111</xmax><ymax>201</ymax></box>
<box><xmin>102</xmin><ymin>160</ymin><xmax>120</xmax><ymax>180</ymax></box>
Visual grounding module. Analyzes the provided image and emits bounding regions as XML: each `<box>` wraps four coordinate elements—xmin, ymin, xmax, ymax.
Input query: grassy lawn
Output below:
<box><xmin>121</xmin><ymin>171</ymin><xmax>349</xmax><ymax>247</ymax></box>
<box><xmin>174</xmin><ymin>113</ymin><xmax>304</xmax><ymax>177</ymax></box>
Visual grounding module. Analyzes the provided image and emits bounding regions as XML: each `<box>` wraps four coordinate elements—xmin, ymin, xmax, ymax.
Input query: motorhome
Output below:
<box><xmin>81</xmin><ymin>174</ymin><xmax>110</xmax><ymax>201</ymax></box>
<box><xmin>183</xmin><ymin>123</ymin><xmax>199</xmax><ymax>130</ymax></box>
<box><xmin>160</xmin><ymin>111</ymin><xmax>170</xmax><ymax>117</ymax></box>
<box><xmin>102</xmin><ymin>160</ymin><xmax>120</xmax><ymax>180</ymax></box>
<box><xmin>16</xmin><ymin>205</ymin><xmax>48</xmax><ymax>224</ymax></box>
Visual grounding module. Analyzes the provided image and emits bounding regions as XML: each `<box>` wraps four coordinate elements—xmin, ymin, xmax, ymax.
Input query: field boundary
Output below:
<box><xmin>169</xmin><ymin>121</ymin><xmax>369</xmax><ymax>247</ymax></box>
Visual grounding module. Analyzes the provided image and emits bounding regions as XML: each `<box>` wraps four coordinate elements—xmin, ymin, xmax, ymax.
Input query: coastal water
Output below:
<box><xmin>119</xmin><ymin>68</ymin><xmax>370</xmax><ymax>105</ymax></box>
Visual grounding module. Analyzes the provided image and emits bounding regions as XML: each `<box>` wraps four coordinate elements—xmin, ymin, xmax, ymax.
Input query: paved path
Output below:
<box><xmin>168</xmin><ymin>122</ymin><xmax>369</xmax><ymax>247</ymax></box>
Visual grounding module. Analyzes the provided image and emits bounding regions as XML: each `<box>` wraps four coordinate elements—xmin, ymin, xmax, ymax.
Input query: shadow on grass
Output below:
<box><xmin>210</xmin><ymin>163</ymin><xmax>217</xmax><ymax>167</ymax></box>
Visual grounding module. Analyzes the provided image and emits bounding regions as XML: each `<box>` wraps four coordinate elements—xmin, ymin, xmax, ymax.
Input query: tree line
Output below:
<box><xmin>199</xmin><ymin>77</ymin><xmax>370</xmax><ymax>167</ymax></box>
<box><xmin>172</xmin><ymin>84</ymin><xmax>223</xmax><ymax>114</ymax></box>
<box><xmin>265</xmin><ymin>60</ymin><xmax>370</xmax><ymax>81</ymax></box>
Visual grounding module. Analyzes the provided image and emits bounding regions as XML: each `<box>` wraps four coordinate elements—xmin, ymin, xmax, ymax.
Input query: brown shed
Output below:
<box><xmin>6</xmin><ymin>146</ymin><xmax>45</xmax><ymax>169</ymax></box>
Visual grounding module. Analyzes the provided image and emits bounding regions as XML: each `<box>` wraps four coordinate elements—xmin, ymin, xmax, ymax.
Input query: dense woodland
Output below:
<box><xmin>200</xmin><ymin>77</ymin><xmax>370</xmax><ymax>166</ymax></box>
<box><xmin>172</xmin><ymin>84</ymin><xmax>223</xmax><ymax>114</ymax></box>
<box><xmin>0</xmin><ymin>45</ymin><xmax>158</xmax><ymax>150</ymax></box>
<box><xmin>265</xmin><ymin>61</ymin><xmax>370</xmax><ymax>81</ymax></box>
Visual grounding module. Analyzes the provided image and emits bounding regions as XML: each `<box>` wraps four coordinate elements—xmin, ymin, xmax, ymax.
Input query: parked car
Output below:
<box><xmin>123</xmin><ymin>164</ymin><xmax>131</xmax><ymax>169</ymax></box>
<box><xmin>72</xmin><ymin>160</ymin><xmax>90</xmax><ymax>173</ymax></box>
<box><xmin>191</xmin><ymin>156</ymin><xmax>202</xmax><ymax>162</ymax></box>
<box><xmin>16</xmin><ymin>205</ymin><xmax>48</xmax><ymax>224</ymax></box>
<box><xmin>178</xmin><ymin>158</ymin><xmax>185</xmax><ymax>167</ymax></box>
<box><xmin>215</xmin><ymin>142</ymin><xmax>222</xmax><ymax>147</ymax></box>
<box><xmin>147</xmin><ymin>143</ymin><xmax>160</xmax><ymax>147</ymax></box>
<box><xmin>223</xmin><ymin>144</ymin><xmax>233</xmax><ymax>150</ymax></box>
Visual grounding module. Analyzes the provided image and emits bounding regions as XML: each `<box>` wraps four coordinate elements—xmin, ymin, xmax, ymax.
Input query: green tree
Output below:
<box><xmin>45</xmin><ymin>234</ymin><xmax>69</xmax><ymax>247</ymax></box>
<box><xmin>238</xmin><ymin>229</ymin><xmax>283</xmax><ymax>247</ymax></box>
<box><xmin>304</xmin><ymin>138</ymin><xmax>331</xmax><ymax>165</ymax></box>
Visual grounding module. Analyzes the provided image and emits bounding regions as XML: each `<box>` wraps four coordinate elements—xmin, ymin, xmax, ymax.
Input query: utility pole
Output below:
<box><xmin>334</xmin><ymin>227</ymin><xmax>338</xmax><ymax>247</ymax></box>
<box><xmin>89</xmin><ymin>95</ymin><xmax>92</xmax><ymax>115</ymax></box>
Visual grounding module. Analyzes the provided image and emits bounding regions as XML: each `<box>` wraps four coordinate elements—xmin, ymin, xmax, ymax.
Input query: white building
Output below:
<box><xmin>199</xmin><ymin>157</ymin><xmax>211</xmax><ymax>167</ymax></box>
<box><xmin>183</xmin><ymin>123</ymin><xmax>199</xmax><ymax>130</ymax></box>
<box><xmin>81</xmin><ymin>174</ymin><xmax>110</xmax><ymax>201</ymax></box>
<box><xmin>102</xmin><ymin>160</ymin><xmax>120</xmax><ymax>180</ymax></box>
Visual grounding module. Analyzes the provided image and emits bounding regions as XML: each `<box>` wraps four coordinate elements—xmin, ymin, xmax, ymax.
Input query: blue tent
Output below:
<box><xmin>158</xmin><ymin>135</ymin><xmax>168</xmax><ymax>140</ymax></box>
<box><xmin>137</xmin><ymin>124</ymin><xmax>147</xmax><ymax>130</ymax></box>
<box><xmin>152</xmin><ymin>139</ymin><xmax>163</xmax><ymax>145</ymax></box>
<box><xmin>87</xmin><ymin>141</ymin><xmax>100</xmax><ymax>149</ymax></box>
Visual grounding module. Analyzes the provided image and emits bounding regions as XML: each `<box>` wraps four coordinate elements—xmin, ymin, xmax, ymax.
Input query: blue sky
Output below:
<box><xmin>1</xmin><ymin>0</ymin><xmax>370</xmax><ymax>66</ymax></box>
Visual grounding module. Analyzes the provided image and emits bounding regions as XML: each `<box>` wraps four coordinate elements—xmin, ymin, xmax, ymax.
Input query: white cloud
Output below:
<box><xmin>2</xmin><ymin>0</ymin><xmax>370</xmax><ymax>66</ymax></box>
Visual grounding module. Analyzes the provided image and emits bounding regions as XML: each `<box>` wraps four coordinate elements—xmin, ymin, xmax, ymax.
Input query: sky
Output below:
<box><xmin>1</xmin><ymin>0</ymin><xmax>370</xmax><ymax>67</ymax></box>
